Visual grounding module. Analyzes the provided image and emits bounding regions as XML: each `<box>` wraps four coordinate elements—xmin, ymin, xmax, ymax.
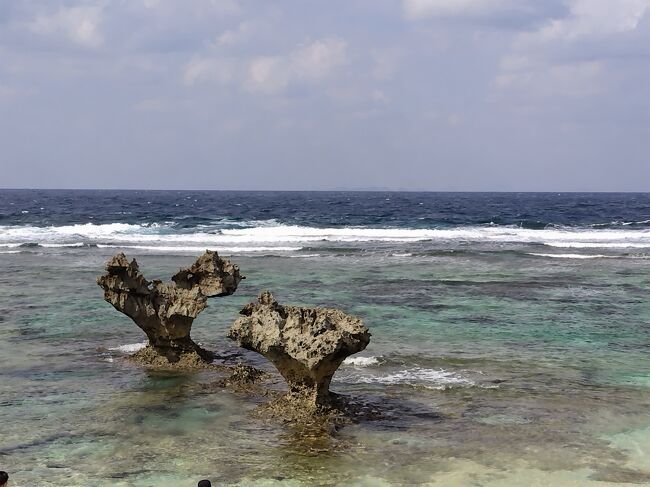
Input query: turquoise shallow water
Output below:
<box><xmin>2</xmin><ymin>247</ymin><xmax>650</xmax><ymax>486</ymax></box>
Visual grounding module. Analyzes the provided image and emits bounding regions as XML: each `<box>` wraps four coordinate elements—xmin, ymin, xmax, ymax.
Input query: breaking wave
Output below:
<box><xmin>108</xmin><ymin>342</ymin><xmax>147</xmax><ymax>353</ymax></box>
<box><xmin>1</xmin><ymin>221</ymin><xmax>649</xmax><ymax>252</ymax></box>
<box><xmin>343</xmin><ymin>356</ymin><xmax>381</xmax><ymax>367</ymax></box>
<box><xmin>337</xmin><ymin>366</ymin><xmax>475</xmax><ymax>390</ymax></box>
<box><xmin>95</xmin><ymin>244</ymin><xmax>302</xmax><ymax>253</ymax></box>
<box><xmin>527</xmin><ymin>253</ymin><xmax>617</xmax><ymax>259</ymax></box>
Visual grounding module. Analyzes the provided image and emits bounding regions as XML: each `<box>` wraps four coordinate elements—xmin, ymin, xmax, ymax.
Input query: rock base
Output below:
<box><xmin>128</xmin><ymin>346</ymin><xmax>215</xmax><ymax>369</ymax></box>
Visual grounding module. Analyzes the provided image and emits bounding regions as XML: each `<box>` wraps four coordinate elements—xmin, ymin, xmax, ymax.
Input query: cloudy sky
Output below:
<box><xmin>0</xmin><ymin>0</ymin><xmax>648</xmax><ymax>190</ymax></box>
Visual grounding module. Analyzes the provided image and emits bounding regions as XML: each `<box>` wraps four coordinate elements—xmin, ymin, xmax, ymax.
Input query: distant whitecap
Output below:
<box><xmin>1</xmin><ymin>221</ymin><xmax>650</xmax><ymax>250</ymax></box>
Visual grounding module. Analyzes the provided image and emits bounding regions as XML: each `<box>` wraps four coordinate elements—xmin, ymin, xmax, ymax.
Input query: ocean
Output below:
<box><xmin>1</xmin><ymin>190</ymin><xmax>650</xmax><ymax>486</ymax></box>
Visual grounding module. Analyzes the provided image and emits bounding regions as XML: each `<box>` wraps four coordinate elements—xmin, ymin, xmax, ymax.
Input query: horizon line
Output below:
<box><xmin>1</xmin><ymin>187</ymin><xmax>649</xmax><ymax>194</ymax></box>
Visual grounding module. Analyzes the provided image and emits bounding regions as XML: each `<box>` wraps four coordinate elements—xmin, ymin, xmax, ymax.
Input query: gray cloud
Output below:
<box><xmin>0</xmin><ymin>0</ymin><xmax>648</xmax><ymax>190</ymax></box>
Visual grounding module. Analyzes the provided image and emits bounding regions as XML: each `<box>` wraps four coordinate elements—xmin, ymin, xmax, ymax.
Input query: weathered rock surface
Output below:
<box><xmin>98</xmin><ymin>250</ymin><xmax>243</xmax><ymax>363</ymax></box>
<box><xmin>228</xmin><ymin>291</ymin><xmax>370</xmax><ymax>406</ymax></box>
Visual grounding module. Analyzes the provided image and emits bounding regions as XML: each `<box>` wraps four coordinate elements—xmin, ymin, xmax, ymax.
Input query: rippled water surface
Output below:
<box><xmin>1</xmin><ymin>191</ymin><xmax>650</xmax><ymax>486</ymax></box>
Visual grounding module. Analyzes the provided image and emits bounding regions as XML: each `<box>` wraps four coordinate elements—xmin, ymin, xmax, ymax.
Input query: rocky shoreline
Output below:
<box><xmin>97</xmin><ymin>250</ymin><xmax>372</xmax><ymax>425</ymax></box>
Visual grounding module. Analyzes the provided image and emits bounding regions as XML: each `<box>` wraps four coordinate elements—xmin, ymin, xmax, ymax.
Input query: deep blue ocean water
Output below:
<box><xmin>2</xmin><ymin>189</ymin><xmax>650</xmax><ymax>229</ymax></box>
<box><xmin>2</xmin><ymin>190</ymin><xmax>650</xmax><ymax>486</ymax></box>
<box><xmin>2</xmin><ymin>190</ymin><xmax>650</xmax><ymax>257</ymax></box>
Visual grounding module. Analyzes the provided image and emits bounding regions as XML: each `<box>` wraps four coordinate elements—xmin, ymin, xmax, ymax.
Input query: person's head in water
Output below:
<box><xmin>198</xmin><ymin>480</ymin><xmax>211</xmax><ymax>487</ymax></box>
<box><xmin>0</xmin><ymin>471</ymin><xmax>8</xmax><ymax>487</ymax></box>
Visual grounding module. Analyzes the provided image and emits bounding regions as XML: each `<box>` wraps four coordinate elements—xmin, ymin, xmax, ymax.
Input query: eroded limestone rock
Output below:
<box><xmin>228</xmin><ymin>291</ymin><xmax>370</xmax><ymax>406</ymax></box>
<box><xmin>97</xmin><ymin>250</ymin><xmax>243</xmax><ymax>363</ymax></box>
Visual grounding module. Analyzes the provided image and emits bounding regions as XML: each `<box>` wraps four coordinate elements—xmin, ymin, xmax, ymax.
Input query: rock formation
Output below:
<box><xmin>228</xmin><ymin>291</ymin><xmax>370</xmax><ymax>407</ymax></box>
<box><xmin>97</xmin><ymin>250</ymin><xmax>243</xmax><ymax>363</ymax></box>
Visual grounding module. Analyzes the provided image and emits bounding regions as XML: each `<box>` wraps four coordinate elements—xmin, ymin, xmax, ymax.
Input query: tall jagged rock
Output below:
<box><xmin>228</xmin><ymin>291</ymin><xmax>370</xmax><ymax>406</ymax></box>
<box><xmin>97</xmin><ymin>250</ymin><xmax>243</xmax><ymax>363</ymax></box>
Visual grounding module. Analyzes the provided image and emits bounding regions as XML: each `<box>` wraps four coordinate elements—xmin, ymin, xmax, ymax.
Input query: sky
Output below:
<box><xmin>0</xmin><ymin>0</ymin><xmax>649</xmax><ymax>191</ymax></box>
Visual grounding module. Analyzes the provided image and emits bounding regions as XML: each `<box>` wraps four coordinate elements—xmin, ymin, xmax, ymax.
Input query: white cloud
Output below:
<box><xmin>499</xmin><ymin>54</ymin><xmax>530</xmax><ymax>71</ymax></box>
<box><xmin>291</xmin><ymin>38</ymin><xmax>348</xmax><ymax>79</ymax></box>
<box><xmin>215</xmin><ymin>20</ymin><xmax>259</xmax><ymax>47</ymax></box>
<box><xmin>371</xmin><ymin>89</ymin><xmax>390</xmax><ymax>103</ymax></box>
<box><xmin>183</xmin><ymin>56</ymin><xmax>235</xmax><ymax>85</ymax></box>
<box><xmin>495</xmin><ymin>58</ymin><xmax>604</xmax><ymax>97</ymax></box>
<box><xmin>132</xmin><ymin>98</ymin><xmax>166</xmax><ymax>112</ymax></box>
<box><xmin>0</xmin><ymin>81</ymin><xmax>34</xmax><ymax>102</ymax></box>
<box><xmin>421</xmin><ymin>110</ymin><xmax>466</xmax><ymax>126</ymax></box>
<box><xmin>200</xmin><ymin>0</ymin><xmax>242</xmax><ymax>16</ymax></box>
<box><xmin>402</xmin><ymin>0</ymin><xmax>515</xmax><ymax>20</ymax></box>
<box><xmin>495</xmin><ymin>0</ymin><xmax>649</xmax><ymax>99</ymax></box>
<box><xmin>447</xmin><ymin>112</ymin><xmax>462</xmax><ymax>126</ymax></box>
<box><xmin>141</xmin><ymin>0</ymin><xmax>161</xmax><ymax>8</ymax></box>
<box><xmin>246</xmin><ymin>56</ymin><xmax>286</xmax><ymax>93</ymax></box>
<box><xmin>371</xmin><ymin>49</ymin><xmax>400</xmax><ymax>80</ymax></box>
<box><xmin>0</xmin><ymin>83</ymin><xmax>16</xmax><ymax>101</ymax></box>
<box><xmin>0</xmin><ymin>0</ymin><xmax>648</xmax><ymax>190</ymax></box>
<box><xmin>28</xmin><ymin>6</ymin><xmax>103</xmax><ymax>48</ymax></box>
<box><xmin>139</xmin><ymin>0</ymin><xmax>241</xmax><ymax>15</ymax></box>
<box><xmin>520</xmin><ymin>0</ymin><xmax>650</xmax><ymax>43</ymax></box>
<box><xmin>244</xmin><ymin>38</ymin><xmax>348</xmax><ymax>93</ymax></box>
<box><xmin>183</xmin><ymin>37</ymin><xmax>347</xmax><ymax>94</ymax></box>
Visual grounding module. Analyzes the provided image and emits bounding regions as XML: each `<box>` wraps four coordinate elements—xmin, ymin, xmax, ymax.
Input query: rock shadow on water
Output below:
<box><xmin>187</xmin><ymin>356</ymin><xmax>447</xmax><ymax>456</ymax></box>
<box><xmin>247</xmin><ymin>394</ymin><xmax>444</xmax><ymax>461</ymax></box>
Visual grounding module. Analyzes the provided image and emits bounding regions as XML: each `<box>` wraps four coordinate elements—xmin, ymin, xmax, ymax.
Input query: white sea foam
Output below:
<box><xmin>287</xmin><ymin>253</ymin><xmax>321</xmax><ymax>258</ymax></box>
<box><xmin>1</xmin><ymin>222</ymin><xmax>650</xmax><ymax>250</ymax></box>
<box><xmin>341</xmin><ymin>367</ymin><xmax>474</xmax><ymax>390</ymax></box>
<box><xmin>343</xmin><ymin>356</ymin><xmax>380</xmax><ymax>367</ymax></box>
<box><xmin>109</xmin><ymin>342</ymin><xmax>147</xmax><ymax>353</ymax></box>
<box><xmin>95</xmin><ymin>244</ymin><xmax>302</xmax><ymax>253</ymax></box>
<box><xmin>528</xmin><ymin>253</ymin><xmax>617</xmax><ymax>259</ymax></box>
<box><xmin>544</xmin><ymin>241</ymin><xmax>650</xmax><ymax>249</ymax></box>
<box><xmin>40</xmin><ymin>242</ymin><xmax>88</xmax><ymax>248</ymax></box>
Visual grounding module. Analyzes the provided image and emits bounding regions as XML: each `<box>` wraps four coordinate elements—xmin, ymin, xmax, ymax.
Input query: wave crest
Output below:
<box><xmin>1</xmin><ymin>221</ymin><xmax>650</xmax><ymax>251</ymax></box>
<box><xmin>337</xmin><ymin>366</ymin><xmax>475</xmax><ymax>390</ymax></box>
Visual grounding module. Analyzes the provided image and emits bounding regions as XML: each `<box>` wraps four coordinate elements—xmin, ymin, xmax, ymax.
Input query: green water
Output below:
<box><xmin>1</xmin><ymin>249</ymin><xmax>650</xmax><ymax>486</ymax></box>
